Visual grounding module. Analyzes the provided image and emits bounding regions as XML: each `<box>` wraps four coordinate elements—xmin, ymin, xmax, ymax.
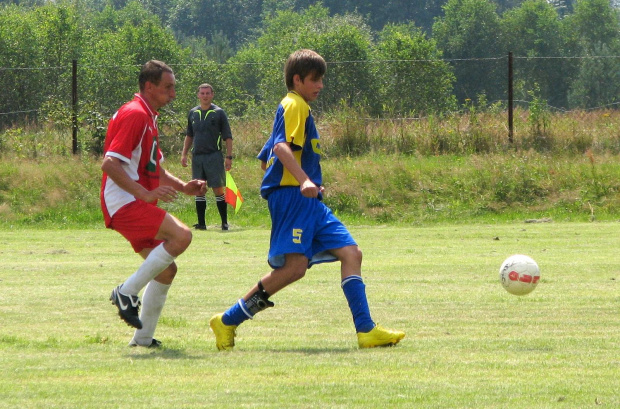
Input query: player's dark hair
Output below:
<box><xmin>284</xmin><ymin>49</ymin><xmax>326</xmax><ymax>90</ymax></box>
<box><xmin>197</xmin><ymin>83</ymin><xmax>214</xmax><ymax>92</ymax></box>
<box><xmin>139</xmin><ymin>60</ymin><xmax>173</xmax><ymax>91</ymax></box>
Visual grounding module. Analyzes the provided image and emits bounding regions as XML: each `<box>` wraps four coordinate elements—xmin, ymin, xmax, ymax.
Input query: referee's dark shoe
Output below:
<box><xmin>193</xmin><ymin>224</ymin><xmax>207</xmax><ymax>230</ymax></box>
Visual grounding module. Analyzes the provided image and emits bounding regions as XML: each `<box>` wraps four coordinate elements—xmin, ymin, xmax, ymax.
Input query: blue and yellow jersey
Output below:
<box><xmin>258</xmin><ymin>91</ymin><xmax>322</xmax><ymax>199</ymax></box>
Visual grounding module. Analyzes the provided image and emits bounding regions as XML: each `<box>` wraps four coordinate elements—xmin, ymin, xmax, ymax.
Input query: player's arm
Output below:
<box><xmin>160</xmin><ymin>166</ymin><xmax>207</xmax><ymax>197</ymax></box>
<box><xmin>181</xmin><ymin>135</ymin><xmax>192</xmax><ymax>167</ymax></box>
<box><xmin>101</xmin><ymin>156</ymin><xmax>178</xmax><ymax>203</ymax></box>
<box><xmin>273</xmin><ymin>141</ymin><xmax>321</xmax><ymax>198</ymax></box>
<box><xmin>224</xmin><ymin>138</ymin><xmax>233</xmax><ymax>171</ymax></box>
<box><xmin>182</xmin><ymin>111</ymin><xmax>194</xmax><ymax>167</ymax></box>
<box><xmin>221</xmin><ymin>111</ymin><xmax>233</xmax><ymax>171</ymax></box>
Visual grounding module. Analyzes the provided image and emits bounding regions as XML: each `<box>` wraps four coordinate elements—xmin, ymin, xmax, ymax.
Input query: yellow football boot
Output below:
<box><xmin>357</xmin><ymin>324</ymin><xmax>405</xmax><ymax>348</ymax></box>
<box><xmin>209</xmin><ymin>313</ymin><xmax>237</xmax><ymax>351</ymax></box>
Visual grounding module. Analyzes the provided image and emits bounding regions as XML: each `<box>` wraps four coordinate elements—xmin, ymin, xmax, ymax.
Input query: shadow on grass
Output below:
<box><xmin>124</xmin><ymin>347</ymin><xmax>204</xmax><ymax>360</ymax></box>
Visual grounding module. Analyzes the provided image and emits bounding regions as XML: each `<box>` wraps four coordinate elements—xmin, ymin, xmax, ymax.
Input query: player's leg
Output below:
<box><xmin>192</xmin><ymin>154</ymin><xmax>207</xmax><ymax>230</ymax></box>
<box><xmin>129</xmin><ymin>249</ymin><xmax>177</xmax><ymax>347</ymax></box>
<box><xmin>210</xmin><ymin>188</ymin><xmax>311</xmax><ymax>350</ymax></box>
<box><xmin>330</xmin><ymin>245</ymin><xmax>375</xmax><ymax>332</ymax></box>
<box><xmin>119</xmin><ymin>212</ymin><xmax>190</xmax><ymax>292</ymax></box>
<box><xmin>205</xmin><ymin>153</ymin><xmax>228</xmax><ymax>230</ymax></box>
<box><xmin>210</xmin><ymin>253</ymin><xmax>308</xmax><ymax>350</ymax></box>
<box><xmin>111</xmin><ymin>206</ymin><xmax>191</xmax><ymax>330</ymax></box>
<box><xmin>213</xmin><ymin>186</ymin><xmax>228</xmax><ymax>230</ymax></box>
<box><xmin>330</xmin><ymin>245</ymin><xmax>405</xmax><ymax>347</ymax></box>
<box><xmin>194</xmin><ymin>196</ymin><xmax>207</xmax><ymax>229</ymax></box>
<box><xmin>225</xmin><ymin>252</ymin><xmax>308</xmax><ymax>325</ymax></box>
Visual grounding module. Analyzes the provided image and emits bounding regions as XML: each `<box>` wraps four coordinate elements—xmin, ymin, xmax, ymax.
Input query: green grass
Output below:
<box><xmin>1</xmin><ymin>223</ymin><xmax>618</xmax><ymax>408</ymax></box>
<box><xmin>1</xmin><ymin>151</ymin><xmax>620</xmax><ymax>229</ymax></box>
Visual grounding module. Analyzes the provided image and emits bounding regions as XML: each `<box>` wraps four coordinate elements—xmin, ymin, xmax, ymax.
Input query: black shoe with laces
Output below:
<box><xmin>110</xmin><ymin>285</ymin><xmax>142</xmax><ymax>329</ymax></box>
<box><xmin>193</xmin><ymin>224</ymin><xmax>207</xmax><ymax>230</ymax></box>
<box><xmin>221</xmin><ymin>223</ymin><xmax>229</xmax><ymax>231</ymax></box>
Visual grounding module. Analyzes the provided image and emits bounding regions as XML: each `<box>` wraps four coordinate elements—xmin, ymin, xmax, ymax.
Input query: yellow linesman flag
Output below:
<box><xmin>225</xmin><ymin>171</ymin><xmax>243</xmax><ymax>213</ymax></box>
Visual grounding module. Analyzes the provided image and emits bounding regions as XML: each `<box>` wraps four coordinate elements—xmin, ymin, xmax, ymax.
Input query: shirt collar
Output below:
<box><xmin>134</xmin><ymin>93</ymin><xmax>158</xmax><ymax>117</ymax></box>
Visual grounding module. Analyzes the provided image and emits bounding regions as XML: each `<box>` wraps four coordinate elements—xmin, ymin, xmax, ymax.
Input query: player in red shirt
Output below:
<box><xmin>101</xmin><ymin>60</ymin><xmax>207</xmax><ymax>347</ymax></box>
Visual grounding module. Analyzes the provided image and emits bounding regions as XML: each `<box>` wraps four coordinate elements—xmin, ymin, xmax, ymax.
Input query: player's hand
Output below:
<box><xmin>181</xmin><ymin>155</ymin><xmax>188</xmax><ymax>167</ymax></box>
<box><xmin>300</xmin><ymin>179</ymin><xmax>320</xmax><ymax>198</ymax></box>
<box><xmin>143</xmin><ymin>186</ymin><xmax>178</xmax><ymax>203</ymax></box>
<box><xmin>184</xmin><ymin>179</ymin><xmax>207</xmax><ymax>196</ymax></box>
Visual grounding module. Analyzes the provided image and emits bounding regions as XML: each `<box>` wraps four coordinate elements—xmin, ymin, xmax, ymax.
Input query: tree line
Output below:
<box><xmin>1</xmin><ymin>0</ymin><xmax>619</xmax><ymax>133</ymax></box>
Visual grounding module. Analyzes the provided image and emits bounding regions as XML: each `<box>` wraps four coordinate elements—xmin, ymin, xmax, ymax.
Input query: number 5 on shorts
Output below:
<box><xmin>292</xmin><ymin>228</ymin><xmax>303</xmax><ymax>243</ymax></box>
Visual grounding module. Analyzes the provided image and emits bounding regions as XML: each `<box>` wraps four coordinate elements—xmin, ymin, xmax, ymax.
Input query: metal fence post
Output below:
<box><xmin>72</xmin><ymin>59</ymin><xmax>78</xmax><ymax>154</ymax></box>
<box><xmin>508</xmin><ymin>52</ymin><xmax>514</xmax><ymax>144</ymax></box>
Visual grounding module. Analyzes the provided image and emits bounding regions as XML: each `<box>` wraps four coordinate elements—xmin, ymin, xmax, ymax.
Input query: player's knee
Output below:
<box><xmin>167</xmin><ymin>226</ymin><xmax>192</xmax><ymax>256</ymax></box>
<box><xmin>288</xmin><ymin>268</ymin><xmax>306</xmax><ymax>283</ymax></box>
<box><xmin>343</xmin><ymin>245</ymin><xmax>363</xmax><ymax>265</ymax></box>
<box><xmin>179</xmin><ymin>225</ymin><xmax>193</xmax><ymax>249</ymax></box>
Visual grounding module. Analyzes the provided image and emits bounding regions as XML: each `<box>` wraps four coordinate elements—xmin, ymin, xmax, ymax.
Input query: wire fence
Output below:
<box><xmin>1</xmin><ymin>55</ymin><xmax>619</xmax><ymax>140</ymax></box>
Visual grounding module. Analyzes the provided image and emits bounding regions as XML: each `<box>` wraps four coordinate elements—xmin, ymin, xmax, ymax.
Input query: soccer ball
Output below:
<box><xmin>499</xmin><ymin>254</ymin><xmax>540</xmax><ymax>296</ymax></box>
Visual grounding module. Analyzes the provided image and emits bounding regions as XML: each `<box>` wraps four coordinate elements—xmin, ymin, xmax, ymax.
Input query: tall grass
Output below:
<box><xmin>0</xmin><ymin>152</ymin><xmax>618</xmax><ymax>228</ymax></box>
<box><xmin>0</xmin><ymin>108</ymin><xmax>619</xmax><ymax>227</ymax></box>
<box><xmin>2</xmin><ymin>108</ymin><xmax>619</xmax><ymax>159</ymax></box>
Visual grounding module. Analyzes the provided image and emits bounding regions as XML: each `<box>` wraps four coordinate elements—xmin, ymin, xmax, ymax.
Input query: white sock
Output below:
<box><xmin>120</xmin><ymin>243</ymin><xmax>174</xmax><ymax>296</ymax></box>
<box><xmin>130</xmin><ymin>280</ymin><xmax>170</xmax><ymax>346</ymax></box>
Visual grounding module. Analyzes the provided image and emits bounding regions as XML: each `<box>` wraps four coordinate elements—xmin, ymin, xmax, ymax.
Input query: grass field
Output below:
<box><xmin>0</xmin><ymin>223</ymin><xmax>618</xmax><ymax>408</ymax></box>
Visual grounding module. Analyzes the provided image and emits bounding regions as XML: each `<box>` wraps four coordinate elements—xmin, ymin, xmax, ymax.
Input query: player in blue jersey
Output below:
<box><xmin>209</xmin><ymin>49</ymin><xmax>405</xmax><ymax>349</ymax></box>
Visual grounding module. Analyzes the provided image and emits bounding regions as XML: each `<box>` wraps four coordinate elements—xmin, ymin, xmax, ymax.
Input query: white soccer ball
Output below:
<box><xmin>499</xmin><ymin>254</ymin><xmax>540</xmax><ymax>296</ymax></box>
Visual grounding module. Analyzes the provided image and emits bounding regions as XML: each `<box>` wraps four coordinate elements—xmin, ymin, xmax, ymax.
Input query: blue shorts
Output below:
<box><xmin>266</xmin><ymin>187</ymin><xmax>357</xmax><ymax>269</ymax></box>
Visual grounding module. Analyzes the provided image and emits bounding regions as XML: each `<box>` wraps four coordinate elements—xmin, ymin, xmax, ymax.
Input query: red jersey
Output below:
<box><xmin>100</xmin><ymin>93</ymin><xmax>164</xmax><ymax>226</ymax></box>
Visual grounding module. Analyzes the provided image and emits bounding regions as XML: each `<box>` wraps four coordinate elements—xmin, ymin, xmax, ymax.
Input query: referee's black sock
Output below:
<box><xmin>216</xmin><ymin>194</ymin><xmax>227</xmax><ymax>226</ymax></box>
<box><xmin>195</xmin><ymin>196</ymin><xmax>206</xmax><ymax>226</ymax></box>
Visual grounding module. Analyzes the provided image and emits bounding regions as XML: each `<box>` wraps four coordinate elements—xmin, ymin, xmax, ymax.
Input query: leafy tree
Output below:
<box><xmin>493</xmin><ymin>0</ymin><xmax>527</xmax><ymax>13</ymax></box>
<box><xmin>564</xmin><ymin>0</ymin><xmax>620</xmax><ymax>108</ymax></box>
<box><xmin>168</xmin><ymin>0</ymin><xmax>263</xmax><ymax>50</ymax></box>
<box><xmin>79</xmin><ymin>1</ymin><xmax>188</xmax><ymax>116</ymax></box>
<box><xmin>433</xmin><ymin>0</ymin><xmax>505</xmax><ymax>104</ymax></box>
<box><xmin>261</xmin><ymin>0</ymin><xmax>296</xmax><ymax>18</ymax></box>
<box><xmin>290</xmin><ymin>0</ymin><xmax>446</xmax><ymax>33</ymax></box>
<box><xmin>568</xmin><ymin>43</ymin><xmax>620</xmax><ymax>109</ymax></box>
<box><xmin>171</xmin><ymin>59</ymin><xmax>227</xmax><ymax>122</ymax></box>
<box><xmin>0</xmin><ymin>2</ymin><xmax>84</xmax><ymax>128</ymax></box>
<box><xmin>305</xmin><ymin>13</ymin><xmax>376</xmax><ymax>112</ymax></box>
<box><xmin>569</xmin><ymin>0</ymin><xmax>620</xmax><ymax>49</ymax></box>
<box><xmin>374</xmin><ymin>23</ymin><xmax>456</xmax><ymax>115</ymax></box>
<box><xmin>547</xmin><ymin>0</ymin><xmax>574</xmax><ymax>17</ymax></box>
<box><xmin>227</xmin><ymin>5</ymin><xmax>375</xmax><ymax>115</ymax></box>
<box><xmin>32</xmin><ymin>2</ymin><xmax>83</xmax><ymax>101</ymax></box>
<box><xmin>224</xmin><ymin>8</ymin><xmax>305</xmax><ymax>116</ymax></box>
<box><xmin>500</xmin><ymin>0</ymin><xmax>571</xmax><ymax>107</ymax></box>
<box><xmin>177</xmin><ymin>30</ymin><xmax>234</xmax><ymax>63</ymax></box>
<box><xmin>0</xmin><ymin>5</ymin><xmax>44</xmax><ymax>127</ymax></box>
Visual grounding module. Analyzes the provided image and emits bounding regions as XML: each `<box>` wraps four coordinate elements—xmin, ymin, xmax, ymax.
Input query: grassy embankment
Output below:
<box><xmin>0</xmin><ymin>108</ymin><xmax>618</xmax><ymax>228</ymax></box>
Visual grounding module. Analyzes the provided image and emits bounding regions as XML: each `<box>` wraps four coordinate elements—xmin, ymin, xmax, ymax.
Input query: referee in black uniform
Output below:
<box><xmin>182</xmin><ymin>83</ymin><xmax>233</xmax><ymax>231</ymax></box>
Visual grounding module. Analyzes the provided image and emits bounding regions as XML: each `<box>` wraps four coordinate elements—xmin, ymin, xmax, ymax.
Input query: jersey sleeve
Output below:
<box><xmin>257</xmin><ymin>138</ymin><xmax>272</xmax><ymax>163</ymax></box>
<box><xmin>220</xmin><ymin>110</ymin><xmax>233</xmax><ymax>140</ymax></box>
<box><xmin>186</xmin><ymin>109</ymin><xmax>194</xmax><ymax>137</ymax></box>
<box><xmin>106</xmin><ymin>109</ymin><xmax>148</xmax><ymax>162</ymax></box>
<box><xmin>281</xmin><ymin>97</ymin><xmax>308</xmax><ymax>149</ymax></box>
